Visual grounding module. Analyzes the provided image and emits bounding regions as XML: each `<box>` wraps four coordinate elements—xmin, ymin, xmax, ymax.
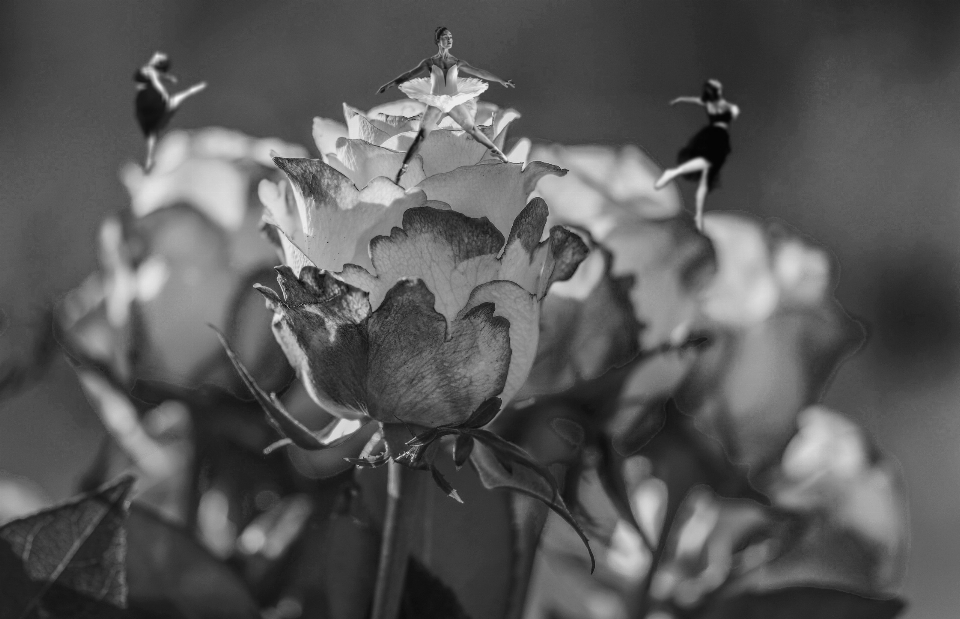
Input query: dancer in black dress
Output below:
<box><xmin>134</xmin><ymin>52</ymin><xmax>207</xmax><ymax>170</ymax></box>
<box><xmin>655</xmin><ymin>79</ymin><xmax>739</xmax><ymax>229</ymax></box>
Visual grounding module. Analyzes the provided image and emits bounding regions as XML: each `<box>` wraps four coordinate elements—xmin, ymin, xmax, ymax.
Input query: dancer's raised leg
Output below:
<box><xmin>169</xmin><ymin>82</ymin><xmax>207</xmax><ymax>110</ymax></box>
<box><xmin>447</xmin><ymin>104</ymin><xmax>507</xmax><ymax>162</ymax></box>
<box><xmin>655</xmin><ymin>157</ymin><xmax>709</xmax><ymax>189</ymax></box>
<box><xmin>396</xmin><ymin>105</ymin><xmax>443</xmax><ymax>183</ymax></box>
<box><xmin>694</xmin><ymin>166</ymin><xmax>710</xmax><ymax>230</ymax></box>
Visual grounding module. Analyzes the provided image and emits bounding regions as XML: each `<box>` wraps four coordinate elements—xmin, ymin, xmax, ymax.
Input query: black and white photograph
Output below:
<box><xmin>1</xmin><ymin>2</ymin><xmax>955</xmax><ymax>618</ymax></box>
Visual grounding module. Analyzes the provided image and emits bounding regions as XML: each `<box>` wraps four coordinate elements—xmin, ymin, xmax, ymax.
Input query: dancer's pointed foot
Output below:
<box><xmin>654</xmin><ymin>173</ymin><xmax>670</xmax><ymax>190</ymax></box>
<box><xmin>490</xmin><ymin>148</ymin><xmax>508</xmax><ymax>163</ymax></box>
<box><xmin>395</xmin><ymin>163</ymin><xmax>408</xmax><ymax>185</ymax></box>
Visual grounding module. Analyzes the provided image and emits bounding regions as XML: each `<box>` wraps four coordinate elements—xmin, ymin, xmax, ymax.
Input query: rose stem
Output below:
<box><xmin>370</xmin><ymin>460</ymin><xmax>428</xmax><ymax>619</ymax></box>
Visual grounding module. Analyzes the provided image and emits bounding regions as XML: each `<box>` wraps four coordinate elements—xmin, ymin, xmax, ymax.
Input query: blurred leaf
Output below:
<box><xmin>400</xmin><ymin>557</ymin><xmax>472</xmax><ymax>619</ymax></box>
<box><xmin>76</xmin><ymin>369</ymin><xmax>193</xmax><ymax>522</ymax></box>
<box><xmin>268</xmin><ymin>487</ymin><xmax>380</xmax><ymax>619</ymax></box>
<box><xmin>0</xmin><ymin>474</ymin><xmax>50</xmax><ymax>526</ymax></box>
<box><xmin>126</xmin><ymin>503</ymin><xmax>260</xmax><ymax>619</ymax></box>
<box><xmin>521</xmin><ymin>246</ymin><xmax>640</xmax><ymax>399</ymax></box>
<box><xmin>699</xmin><ymin>587</ymin><xmax>905</xmax><ymax>619</ymax></box>
<box><xmin>0</xmin><ymin>305</ymin><xmax>58</xmax><ymax>402</ymax></box>
<box><xmin>0</xmin><ymin>476</ymin><xmax>133</xmax><ymax>619</ymax></box>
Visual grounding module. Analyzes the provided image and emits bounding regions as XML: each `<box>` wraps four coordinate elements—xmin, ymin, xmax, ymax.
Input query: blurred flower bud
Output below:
<box><xmin>60</xmin><ymin>128</ymin><xmax>307</xmax><ymax>392</ymax></box>
<box><xmin>674</xmin><ymin>213</ymin><xmax>863</xmax><ymax>471</ymax></box>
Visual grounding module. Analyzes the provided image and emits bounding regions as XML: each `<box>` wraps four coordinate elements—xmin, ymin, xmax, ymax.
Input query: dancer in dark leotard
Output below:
<box><xmin>134</xmin><ymin>52</ymin><xmax>207</xmax><ymax>170</ymax></box>
<box><xmin>376</xmin><ymin>27</ymin><xmax>515</xmax><ymax>183</ymax></box>
<box><xmin>655</xmin><ymin>79</ymin><xmax>740</xmax><ymax>229</ymax></box>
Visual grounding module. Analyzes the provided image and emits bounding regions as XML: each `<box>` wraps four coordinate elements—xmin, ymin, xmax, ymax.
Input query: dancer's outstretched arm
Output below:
<box><xmin>377</xmin><ymin>60</ymin><xmax>429</xmax><ymax>93</ymax></box>
<box><xmin>143</xmin><ymin>68</ymin><xmax>168</xmax><ymax>98</ymax></box>
<box><xmin>458</xmin><ymin>61</ymin><xmax>513</xmax><ymax>87</ymax></box>
<box><xmin>670</xmin><ymin>96</ymin><xmax>703</xmax><ymax>106</ymax></box>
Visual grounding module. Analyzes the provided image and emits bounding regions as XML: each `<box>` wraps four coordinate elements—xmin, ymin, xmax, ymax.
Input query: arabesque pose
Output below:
<box><xmin>377</xmin><ymin>27</ymin><xmax>514</xmax><ymax>183</ymax></box>
<box><xmin>134</xmin><ymin>52</ymin><xmax>207</xmax><ymax>170</ymax></box>
<box><xmin>655</xmin><ymin>79</ymin><xmax>740</xmax><ymax>229</ymax></box>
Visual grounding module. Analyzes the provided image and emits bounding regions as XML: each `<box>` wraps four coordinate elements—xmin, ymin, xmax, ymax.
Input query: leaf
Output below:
<box><xmin>453</xmin><ymin>435</ymin><xmax>474</xmax><ymax>470</ymax></box>
<box><xmin>464</xmin><ymin>397</ymin><xmax>503</xmax><ymax>429</ymax></box>
<box><xmin>125</xmin><ymin>503</ymin><xmax>260</xmax><ymax>619</ymax></box>
<box><xmin>469</xmin><ymin>441</ymin><xmax>595</xmax><ymax>572</ymax></box>
<box><xmin>216</xmin><ymin>327</ymin><xmax>371</xmax><ymax>459</ymax></box>
<box><xmin>0</xmin><ymin>476</ymin><xmax>134</xmax><ymax>619</ymax></box>
<box><xmin>0</xmin><ymin>305</ymin><xmax>58</xmax><ymax>403</ymax></box>
<box><xmin>400</xmin><ymin>557</ymin><xmax>473</xmax><ymax>619</ymax></box>
<box><xmin>550</xmin><ymin>418</ymin><xmax>585</xmax><ymax>451</ymax></box>
<box><xmin>215</xmin><ymin>327</ymin><xmax>325</xmax><ymax>448</ymax></box>
<box><xmin>701</xmin><ymin>587</ymin><xmax>905</xmax><ymax>619</ymax></box>
<box><xmin>430</xmin><ymin>466</ymin><xmax>463</xmax><ymax>504</ymax></box>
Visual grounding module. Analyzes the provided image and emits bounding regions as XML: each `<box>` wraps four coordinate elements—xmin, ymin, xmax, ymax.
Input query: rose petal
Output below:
<box><xmin>365</xmin><ymin>279</ymin><xmax>511</xmax><ymax>426</ymax></box>
<box><xmin>273</xmin><ymin>157</ymin><xmax>427</xmax><ymax>272</ymax></box>
<box><xmin>603</xmin><ymin>217</ymin><xmax>715</xmax><ymax>349</ymax></box>
<box><xmin>259</xmin><ymin>266</ymin><xmax>371</xmax><ymax>419</ymax></box>
<box><xmin>700</xmin><ymin>213</ymin><xmax>781</xmax><ymax>325</ymax></box>
<box><xmin>312</xmin><ymin>116</ymin><xmax>349</xmax><ymax>157</ymax></box>
<box><xmin>339</xmin><ymin>207</ymin><xmax>503</xmax><ymax>323</ymax></box>
<box><xmin>326</xmin><ymin>138</ymin><xmax>426</xmax><ymax>189</ymax></box>
<box><xmin>381</xmin><ymin>130</ymin><xmax>488</xmax><ymax>177</ymax></box>
<box><xmin>459</xmin><ymin>280</ymin><xmax>538</xmax><ymax>405</ymax></box>
<box><xmin>416</xmin><ymin>162</ymin><xmax>565</xmax><ymax>239</ymax></box>
<box><xmin>532</xmin><ymin>143</ymin><xmax>683</xmax><ymax>240</ymax></box>
<box><xmin>122</xmin><ymin>128</ymin><xmax>306</xmax><ymax>231</ymax></box>
<box><xmin>344</xmin><ymin>103</ymin><xmax>394</xmax><ymax>145</ymax></box>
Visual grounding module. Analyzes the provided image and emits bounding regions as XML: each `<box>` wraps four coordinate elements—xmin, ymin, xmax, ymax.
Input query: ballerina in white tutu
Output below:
<box><xmin>377</xmin><ymin>26</ymin><xmax>515</xmax><ymax>182</ymax></box>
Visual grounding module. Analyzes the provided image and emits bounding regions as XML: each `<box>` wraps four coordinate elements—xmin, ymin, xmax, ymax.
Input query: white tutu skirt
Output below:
<box><xmin>398</xmin><ymin>78</ymin><xmax>488</xmax><ymax>114</ymax></box>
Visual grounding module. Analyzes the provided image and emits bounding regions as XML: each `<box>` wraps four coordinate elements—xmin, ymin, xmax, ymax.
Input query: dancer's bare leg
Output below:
<box><xmin>447</xmin><ymin>104</ymin><xmax>507</xmax><ymax>162</ymax></box>
<box><xmin>396</xmin><ymin>106</ymin><xmax>442</xmax><ymax>183</ymax></box>
<box><xmin>655</xmin><ymin>157</ymin><xmax>709</xmax><ymax>189</ymax></box>
<box><xmin>695</xmin><ymin>167</ymin><xmax>710</xmax><ymax>230</ymax></box>
<box><xmin>145</xmin><ymin>134</ymin><xmax>157</xmax><ymax>171</ymax></box>
<box><xmin>169</xmin><ymin>82</ymin><xmax>207</xmax><ymax>110</ymax></box>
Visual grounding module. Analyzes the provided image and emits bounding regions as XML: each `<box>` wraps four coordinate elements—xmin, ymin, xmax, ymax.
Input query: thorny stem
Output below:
<box><xmin>370</xmin><ymin>460</ymin><xmax>427</xmax><ymax>619</ymax></box>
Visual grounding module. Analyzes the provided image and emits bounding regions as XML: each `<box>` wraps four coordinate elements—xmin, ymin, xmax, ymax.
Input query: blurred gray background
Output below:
<box><xmin>1</xmin><ymin>1</ymin><xmax>957</xmax><ymax>616</ymax></box>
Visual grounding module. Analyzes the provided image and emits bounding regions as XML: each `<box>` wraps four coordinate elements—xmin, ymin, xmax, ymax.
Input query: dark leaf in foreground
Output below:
<box><xmin>0</xmin><ymin>476</ymin><xmax>133</xmax><ymax>619</ymax></box>
<box><xmin>700</xmin><ymin>587</ymin><xmax>905</xmax><ymax>619</ymax></box>
<box><xmin>126</xmin><ymin>503</ymin><xmax>260</xmax><ymax>619</ymax></box>
<box><xmin>400</xmin><ymin>557</ymin><xmax>473</xmax><ymax>619</ymax></box>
